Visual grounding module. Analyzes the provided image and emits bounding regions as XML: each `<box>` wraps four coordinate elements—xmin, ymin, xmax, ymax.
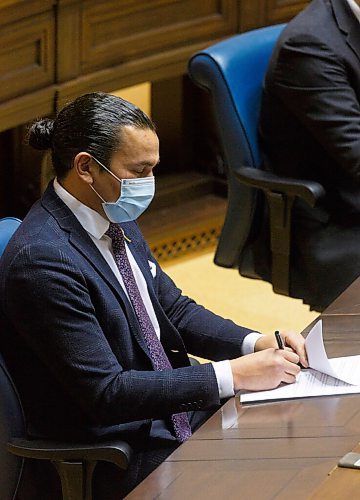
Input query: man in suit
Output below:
<box><xmin>259</xmin><ymin>0</ymin><xmax>360</xmax><ymax>310</ymax></box>
<box><xmin>0</xmin><ymin>92</ymin><xmax>306</xmax><ymax>498</ymax></box>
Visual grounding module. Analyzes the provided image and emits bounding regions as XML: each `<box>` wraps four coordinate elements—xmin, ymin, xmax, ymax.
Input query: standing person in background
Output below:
<box><xmin>260</xmin><ymin>0</ymin><xmax>360</xmax><ymax>310</ymax></box>
<box><xmin>0</xmin><ymin>92</ymin><xmax>307</xmax><ymax>499</ymax></box>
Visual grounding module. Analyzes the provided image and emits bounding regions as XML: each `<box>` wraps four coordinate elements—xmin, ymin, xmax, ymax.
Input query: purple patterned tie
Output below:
<box><xmin>106</xmin><ymin>223</ymin><xmax>192</xmax><ymax>442</ymax></box>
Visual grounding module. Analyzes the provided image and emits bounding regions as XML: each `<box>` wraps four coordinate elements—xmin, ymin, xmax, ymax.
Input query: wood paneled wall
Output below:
<box><xmin>0</xmin><ymin>0</ymin><xmax>309</xmax><ymax>131</ymax></box>
<box><xmin>0</xmin><ymin>0</ymin><xmax>310</xmax><ymax>216</ymax></box>
<box><xmin>239</xmin><ymin>0</ymin><xmax>309</xmax><ymax>30</ymax></box>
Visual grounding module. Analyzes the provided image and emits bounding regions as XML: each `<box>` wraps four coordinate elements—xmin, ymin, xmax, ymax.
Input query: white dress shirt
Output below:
<box><xmin>53</xmin><ymin>179</ymin><xmax>263</xmax><ymax>398</ymax></box>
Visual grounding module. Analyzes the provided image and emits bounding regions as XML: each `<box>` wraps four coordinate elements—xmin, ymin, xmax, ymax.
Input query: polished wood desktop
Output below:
<box><xmin>126</xmin><ymin>278</ymin><xmax>360</xmax><ymax>499</ymax></box>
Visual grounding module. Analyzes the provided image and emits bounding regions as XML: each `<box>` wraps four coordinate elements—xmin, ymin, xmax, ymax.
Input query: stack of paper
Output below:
<box><xmin>240</xmin><ymin>320</ymin><xmax>360</xmax><ymax>404</ymax></box>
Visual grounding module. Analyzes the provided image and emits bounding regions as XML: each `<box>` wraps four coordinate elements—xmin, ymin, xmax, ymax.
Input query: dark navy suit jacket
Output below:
<box><xmin>258</xmin><ymin>0</ymin><xmax>360</xmax><ymax>309</ymax></box>
<box><xmin>260</xmin><ymin>0</ymin><xmax>360</xmax><ymax>219</ymax></box>
<box><xmin>0</xmin><ymin>182</ymin><xmax>251</xmax><ymax>442</ymax></box>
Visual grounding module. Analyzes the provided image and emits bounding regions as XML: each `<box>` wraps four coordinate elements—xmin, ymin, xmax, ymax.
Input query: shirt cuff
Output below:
<box><xmin>212</xmin><ymin>360</ymin><xmax>235</xmax><ymax>399</ymax></box>
<box><xmin>213</xmin><ymin>332</ymin><xmax>265</xmax><ymax>398</ymax></box>
<box><xmin>241</xmin><ymin>331</ymin><xmax>264</xmax><ymax>355</ymax></box>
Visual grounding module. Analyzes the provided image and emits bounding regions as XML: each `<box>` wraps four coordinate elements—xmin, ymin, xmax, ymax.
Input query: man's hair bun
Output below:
<box><xmin>28</xmin><ymin>118</ymin><xmax>55</xmax><ymax>150</ymax></box>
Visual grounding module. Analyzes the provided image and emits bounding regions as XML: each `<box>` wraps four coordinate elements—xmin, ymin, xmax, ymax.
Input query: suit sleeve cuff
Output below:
<box><xmin>212</xmin><ymin>360</ymin><xmax>235</xmax><ymax>399</ymax></box>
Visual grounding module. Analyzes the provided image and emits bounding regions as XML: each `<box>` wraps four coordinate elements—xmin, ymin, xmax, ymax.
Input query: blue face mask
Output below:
<box><xmin>89</xmin><ymin>156</ymin><xmax>155</xmax><ymax>223</ymax></box>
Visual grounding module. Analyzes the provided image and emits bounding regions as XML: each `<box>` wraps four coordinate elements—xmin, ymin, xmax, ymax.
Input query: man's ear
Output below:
<box><xmin>73</xmin><ymin>152</ymin><xmax>95</xmax><ymax>184</ymax></box>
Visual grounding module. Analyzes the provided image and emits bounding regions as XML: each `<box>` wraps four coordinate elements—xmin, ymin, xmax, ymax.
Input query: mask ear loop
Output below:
<box><xmin>89</xmin><ymin>183</ymin><xmax>107</xmax><ymax>203</ymax></box>
<box><xmin>89</xmin><ymin>154</ymin><xmax>123</xmax><ymax>203</ymax></box>
<box><xmin>91</xmin><ymin>155</ymin><xmax>123</xmax><ymax>184</ymax></box>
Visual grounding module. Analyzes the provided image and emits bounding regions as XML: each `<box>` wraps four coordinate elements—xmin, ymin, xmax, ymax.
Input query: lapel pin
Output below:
<box><xmin>120</xmin><ymin>227</ymin><xmax>132</xmax><ymax>243</ymax></box>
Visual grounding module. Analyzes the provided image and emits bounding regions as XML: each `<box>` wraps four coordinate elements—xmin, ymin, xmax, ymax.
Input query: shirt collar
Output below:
<box><xmin>53</xmin><ymin>178</ymin><xmax>110</xmax><ymax>239</ymax></box>
<box><xmin>347</xmin><ymin>0</ymin><xmax>360</xmax><ymax>23</ymax></box>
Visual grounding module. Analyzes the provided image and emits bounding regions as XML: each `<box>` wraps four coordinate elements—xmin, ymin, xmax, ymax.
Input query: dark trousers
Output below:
<box><xmin>17</xmin><ymin>408</ymin><xmax>217</xmax><ymax>500</ymax></box>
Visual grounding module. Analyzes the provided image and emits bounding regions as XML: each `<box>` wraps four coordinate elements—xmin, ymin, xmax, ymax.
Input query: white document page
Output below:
<box><xmin>305</xmin><ymin>320</ymin><xmax>360</xmax><ymax>385</ymax></box>
<box><xmin>240</xmin><ymin>320</ymin><xmax>360</xmax><ymax>404</ymax></box>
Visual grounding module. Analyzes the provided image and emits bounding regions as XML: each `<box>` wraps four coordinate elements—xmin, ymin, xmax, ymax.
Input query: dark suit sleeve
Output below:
<box><xmin>4</xmin><ymin>242</ymin><xmax>220</xmax><ymax>426</ymax></box>
<box><xmin>156</xmin><ymin>268</ymin><xmax>253</xmax><ymax>361</ymax></box>
<box><xmin>269</xmin><ymin>33</ymin><xmax>360</xmax><ymax>182</ymax></box>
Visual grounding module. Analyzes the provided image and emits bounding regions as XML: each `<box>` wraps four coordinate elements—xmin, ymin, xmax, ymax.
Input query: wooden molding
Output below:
<box><xmin>0</xmin><ymin>87</ymin><xmax>55</xmax><ymax>132</ymax></box>
<box><xmin>238</xmin><ymin>0</ymin><xmax>309</xmax><ymax>30</ymax></box>
<box><xmin>0</xmin><ymin>0</ymin><xmax>310</xmax><ymax>130</ymax></box>
<box><xmin>56</xmin><ymin>36</ymin><xmax>226</xmax><ymax>109</ymax></box>
<box><xmin>238</xmin><ymin>0</ymin><xmax>266</xmax><ymax>32</ymax></box>
<box><xmin>0</xmin><ymin>0</ymin><xmax>55</xmax><ymax>25</ymax></box>
<box><xmin>56</xmin><ymin>0</ymin><xmax>81</xmax><ymax>82</ymax></box>
<box><xmin>78</xmin><ymin>0</ymin><xmax>238</xmax><ymax>74</ymax></box>
<box><xmin>0</xmin><ymin>9</ymin><xmax>55</xmax><ymax>103</ymax></box>
<box><xmin>265</xmin><ymin>0</ymin><xmax>310</xmax><ymax>24</ymax></box>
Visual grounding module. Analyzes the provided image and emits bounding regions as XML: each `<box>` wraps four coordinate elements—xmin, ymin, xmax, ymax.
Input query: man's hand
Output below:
<box><xmin>255</xmin><ymin>331</ymin><xmax>308</xmax><ymax>368</ymax></box>
<box><xmin>230</xmin><ymin>348</ymin><xmax>301</xmax><ymax>392</ymax></box>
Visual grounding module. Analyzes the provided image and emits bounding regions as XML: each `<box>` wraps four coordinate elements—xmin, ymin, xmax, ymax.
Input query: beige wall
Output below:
<box><xmin>112</xmin><ymin>83</ymin><xmax>151</xmax><ymax>117</ymax></box>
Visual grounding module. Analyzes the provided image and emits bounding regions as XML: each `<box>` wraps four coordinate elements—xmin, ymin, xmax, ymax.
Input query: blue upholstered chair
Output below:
<box><xmin>0</xmin><ymin>217</ymin><xmax>132</xmax><ymax>500</ymax></box>
<box><xmin>188</xmin><ymin>25</ymin><xmax>325</xmax><ymax>298</ymax></box>
<box><xmin>0</xmin><ymin>217</ymin><xmax>21</xmax><ymax>255</ymax></box>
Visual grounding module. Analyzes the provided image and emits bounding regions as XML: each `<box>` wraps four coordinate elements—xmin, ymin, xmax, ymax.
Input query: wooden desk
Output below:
<box><xmin>311</xmin><ymin>443</ymin><xmax>360</xmax><ymax>499</ymax></box>
<box><xmin>126</xmin><ymin>279</ymin><xmax>360</xmax><ymax>499</ymax></box>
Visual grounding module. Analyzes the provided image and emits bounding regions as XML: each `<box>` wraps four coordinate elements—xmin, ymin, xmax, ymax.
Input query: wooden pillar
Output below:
<box><xmin>0</xmin><ymin>130</ymin><xmax>15</xmax><ymax>218</ymax></box>
<box><xmin>151</xmin><ymin>75</ymin><xmax>191</xmax><ymax>175</ymax></box>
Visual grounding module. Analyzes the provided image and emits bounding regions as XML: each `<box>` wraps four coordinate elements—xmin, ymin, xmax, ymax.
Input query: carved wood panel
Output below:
<box><xmin>239</xmin><ymin>0</ymin><xmax>309</xmax><ymax>31</ymax></box>
<box><xmin>265</xmin><ymin>0</ymin><xmax>310</xmax><ymax>23</ymax></box>
<box><xmin>79</xmin><ymin>0</ymin><xmax>238</xmax><ymax>74</ymax></box>
<box><xmin>0</xmin><ymin>0</ymin><xmax>313</xmax><ymax>218</ymax></box>
<box><xmin>0</xmin><ymin>1</ymin><xmax>55</xmax><ymax>103</ymax></box>
<box><xmin>56</xmin><ymin>0</ymin><xmax>239</xmax><ymax>108</ymax></box>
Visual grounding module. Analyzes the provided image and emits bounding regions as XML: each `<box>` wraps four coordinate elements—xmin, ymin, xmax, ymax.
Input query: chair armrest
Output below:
<box><xmin>8</xmin><ymin>437</ymin><xmax>132</xmax><ymax>470</ymax></box>
<box><xmin>235</xmin><ymin>167</ymin><xmax>325</xmax><ymax>296</ymax></box>
<box><xmin>235</xmin><ymin>167</ymin><xmax>325</xmax><ymax>207</ymax></box>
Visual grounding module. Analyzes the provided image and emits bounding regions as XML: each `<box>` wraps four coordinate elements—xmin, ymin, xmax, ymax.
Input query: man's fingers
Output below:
<box><xmin>277</xmin><ymin>350</ymin><xmax>301</xmax><ymax>379</ymax></box>
<box><xmin>297</xmin><ymin>345</ymin><xmax>309</xmax><ymax>367</ymax></box>
<box><xmin>283</xmin><ymin>331</ymin><xmax>309</xmax><ymax>367</ymax></box>
<box><xmin>284</xmin><ymin>362</ymin><xmax>301</xmax><ymax>378</ymax></box>
<box><xmin>282</xmin><ymin>372</ymin><xmax>297</xmax><ymax>384</ymax></box>
<box><xmin>284</xmin><ymin>344</ymin><xmax>308</xmax><ymax>368</ymax></box>
<box><xmin>282</xmin><ymin>349</ymin><xmax>300</xmax><ymax>366</ymax></box>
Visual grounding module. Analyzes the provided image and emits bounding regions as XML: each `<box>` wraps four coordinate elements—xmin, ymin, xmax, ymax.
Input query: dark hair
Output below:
<box><xmin>28</xmin><ymin>92</ymin><xmax>156</xmax><ymax>179</ymax></box>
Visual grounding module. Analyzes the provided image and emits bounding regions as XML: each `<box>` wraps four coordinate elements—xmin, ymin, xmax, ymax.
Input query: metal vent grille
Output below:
<box><xmin>149</xmin><ymin>225</ymin><xmax>221</xmax><ymax>263</ymax></box>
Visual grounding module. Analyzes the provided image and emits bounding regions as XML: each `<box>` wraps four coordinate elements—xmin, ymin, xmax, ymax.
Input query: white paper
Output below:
<box><xmin>240</xmin><ymin>320</ymin><xmax>360</xmax><ymax>404</ymax></box>
<box><xmin>305</xmin><ymin>320</ymin><xmax>360</xmax><ymax>385</ymax></box>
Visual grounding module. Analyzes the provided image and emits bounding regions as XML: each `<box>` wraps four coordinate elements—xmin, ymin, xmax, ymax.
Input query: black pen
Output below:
<box><xmin>275</xmin><ymin>330</ymin><xmax>285</xmax><ymax>349</ymax></box>
<box><xmin>275</xmin><ymin>330</ymin><xmax>305</xmax><ymax>368</ymax></box>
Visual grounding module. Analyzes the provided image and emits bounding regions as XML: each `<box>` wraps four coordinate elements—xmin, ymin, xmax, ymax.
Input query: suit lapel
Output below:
<box><xmin>41</xmin><ymin>184</ymin><xmax>152</xmax><ymax>358</ymax></box>
<box><xmin>122</xmin><ymin>223</ymin><xmax>189</xmax><ymax>358</ymax></box>
<box><xmin>332</xmin><ymin>0</ymin><xmax>360</xmax><ymax>62</ymax></box>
